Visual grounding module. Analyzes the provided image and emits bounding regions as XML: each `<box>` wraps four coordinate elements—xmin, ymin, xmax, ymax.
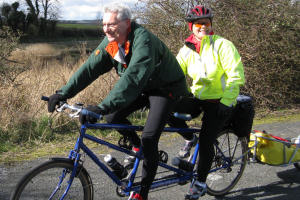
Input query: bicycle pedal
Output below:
<box><xmin>158</xmin><ymin>150</ymin><xmax>168</xmax><ymax>163</ymax></box>
<box><xmin>124</xmin><ymin>163</ymin><xmax>134</xmax><ymax>170</ymax></box>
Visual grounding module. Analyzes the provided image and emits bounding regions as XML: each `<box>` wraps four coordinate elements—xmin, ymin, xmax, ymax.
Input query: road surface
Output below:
<box><xmin>1</xmin><ymin>121</ymin><xmax>299</xmax><ymax>200</ymax></box>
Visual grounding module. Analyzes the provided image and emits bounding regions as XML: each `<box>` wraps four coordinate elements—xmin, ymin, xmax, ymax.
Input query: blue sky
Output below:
<box><xmin>0</xmin><ymin>0</ymin><xmax>138</xmax><ymax>20</ymax></box>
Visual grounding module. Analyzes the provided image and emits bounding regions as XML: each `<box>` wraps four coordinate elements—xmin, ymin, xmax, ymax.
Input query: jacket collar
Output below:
<box><xmin>105</xmin><ymin>22</ymin><xmax>133</xmax><ymax>68</ymax></box>
<box><xmin>185</xmin><ymin>31</ymin><xmax>214</xmax><ymax>53</ymax></box>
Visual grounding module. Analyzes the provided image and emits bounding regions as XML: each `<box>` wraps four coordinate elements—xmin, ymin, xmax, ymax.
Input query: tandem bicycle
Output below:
<box><xmin>10</xmin><ymin>96</ymin><xmax>250</xmax><ymax>200</ymax></box>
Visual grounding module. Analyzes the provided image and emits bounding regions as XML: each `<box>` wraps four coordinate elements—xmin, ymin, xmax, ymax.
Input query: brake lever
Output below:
<box><xmin>56</xmin><ymin>102</ymin><xmax>68</xmax><ymax>112</ymax></box>
<box><xmin>69</xmin><ymin>107</ymin><xmax>82</xmax><ymax>118</ymax></box>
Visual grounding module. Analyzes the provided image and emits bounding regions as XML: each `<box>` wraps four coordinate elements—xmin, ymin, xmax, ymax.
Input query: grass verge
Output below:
<box><xmin>0</xmin><ymin>108</ymin><xmax>299</xmax><ymax>164</ymax></box>
<box><xmin>254</xmin><ymin>108</ymin><xmax>300</xmax><ymax>125</ymax></box>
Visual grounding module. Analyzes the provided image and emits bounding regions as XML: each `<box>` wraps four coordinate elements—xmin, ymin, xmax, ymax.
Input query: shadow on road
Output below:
<box><xmin>220</xmin><ymin>168</ymin><xmax>300</xmax><ymax>200</ymax></box>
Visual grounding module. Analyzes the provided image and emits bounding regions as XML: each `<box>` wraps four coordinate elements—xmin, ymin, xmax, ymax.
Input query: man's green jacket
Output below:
<box><xmin>60</xmin><ymin>22</ymin><xmax>189</xmax><ymax>113</ymax></box>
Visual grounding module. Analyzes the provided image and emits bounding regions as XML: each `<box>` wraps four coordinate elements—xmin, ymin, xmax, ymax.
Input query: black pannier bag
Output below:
<box><xmin>231</xmin><ymin>95</ymin><xmax>255</xmax><ymax>138</ymax></box>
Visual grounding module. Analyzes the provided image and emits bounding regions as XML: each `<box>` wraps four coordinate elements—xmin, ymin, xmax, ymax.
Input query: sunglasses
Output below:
<box><xmin>194</xmin><ymin>22</ymin><xmax>211</xmax><ymax>28</ymax></box>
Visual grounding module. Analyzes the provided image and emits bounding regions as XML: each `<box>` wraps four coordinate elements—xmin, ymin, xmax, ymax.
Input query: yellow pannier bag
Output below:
<box><xmin>248</xmin><ymin>130</ymin><xmax>300</xmax><ymax>165</ymax></box>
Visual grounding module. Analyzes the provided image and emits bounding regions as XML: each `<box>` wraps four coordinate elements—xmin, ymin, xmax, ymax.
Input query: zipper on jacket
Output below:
<box><xmin>198</xmin><ymin>38</ymin><xmax>208</xmax><ymax>77</ymax></box>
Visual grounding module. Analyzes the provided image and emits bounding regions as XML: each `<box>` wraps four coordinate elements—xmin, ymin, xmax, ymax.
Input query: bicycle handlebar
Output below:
<box><xmin>41</xmin><ymin>95</ymin><xmax>103</xmax><ymax>120</ymax></box>
<box><xmin>41</xmin><ymin>96</ymin><xmax>190</xmax><ymax>121</ymax></box>
<box><xmin>81</xmin><ymin>109</ymin><xmax>102</xmax><ymax>120</ymax></box>
<box><xmin>41</xmin><ymin>96</ymin><xmax>49</xmax><ymax>101</ymax></box>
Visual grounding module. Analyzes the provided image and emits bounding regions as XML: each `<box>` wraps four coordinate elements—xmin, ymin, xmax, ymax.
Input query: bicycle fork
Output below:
<box><xmin>49</xmin><ymin>151</ymin><xmax>82</xmax><ymax>200</ymax></box>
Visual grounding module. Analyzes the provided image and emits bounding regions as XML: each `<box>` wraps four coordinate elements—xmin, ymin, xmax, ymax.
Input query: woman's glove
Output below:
<box><xmin>79</xmin><ymin>105</ymin><xmax>104</xmax><ymax>124</ymax></box>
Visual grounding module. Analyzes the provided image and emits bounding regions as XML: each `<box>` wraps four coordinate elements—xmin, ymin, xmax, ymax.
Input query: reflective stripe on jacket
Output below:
<box><xmin>176</xmin><ymin>35</ymin><xmax>245</xmax><ymax>106</ymax></box>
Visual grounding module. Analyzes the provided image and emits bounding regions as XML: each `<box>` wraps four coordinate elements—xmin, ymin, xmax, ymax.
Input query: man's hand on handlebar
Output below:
<box><xmin>48</xmin><ymin>93</ymin><xmax>66</xmax><ymax>112</ymax></box>
<box><xmin>44</xmin><ymin>94</ymin><xmax>105</xmax><ymax>123</ymax></box>
<box><xmin>79</xmin><ymin>105</ymin><xmax>105</xmax><ymax>124</ymax></box>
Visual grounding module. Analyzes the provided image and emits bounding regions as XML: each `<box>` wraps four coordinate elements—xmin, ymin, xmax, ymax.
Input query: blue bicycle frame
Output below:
<box><xmin>64</xmin><ymin>122</ymin><xmax>202</xmax><ymax>198</ymax></box>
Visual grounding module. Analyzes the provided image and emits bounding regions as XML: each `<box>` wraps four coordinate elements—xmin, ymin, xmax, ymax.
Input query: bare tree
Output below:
<box><xmin>23</xmin><ymin>0</ymin><xmax>60</xmax><ymax>35</ymax></box>
<box><xmin>40</xmin><ymin>0</ymin><xmax>60</xmax><ymax>20</ymax></box>
<box><xmin>1</xmin><ymin>3</ymin><xmax>11</xmax><ymax>21</ymax></box>
<box><xmin>24</xmin><ymin>0</ymin><xmax>39</xmax><ymax>24</ymax></box>
<box><xmin>24</xmin><ymin>0</ymin><xmax>60</xmax><ymax>21</ymax></box>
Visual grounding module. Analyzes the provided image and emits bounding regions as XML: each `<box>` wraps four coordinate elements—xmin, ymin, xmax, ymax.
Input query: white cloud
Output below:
<box><xmin>0</xmin><ymin>0</ymin><xmax>138</xmax><ymax>20</ymax></box>
<box><xmin>60</xmin><ymin>0</ymin><xmax>138</xmax><ymax>20</ymax></box>
<box><xmin>61</xmin><ymin>5</ymin><xmax>101</xmax><ymax>20</ymax></box>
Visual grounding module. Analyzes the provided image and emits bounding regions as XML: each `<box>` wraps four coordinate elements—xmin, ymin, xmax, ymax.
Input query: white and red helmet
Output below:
<box><xmin>186</xmin><ymin>5</ymin><xmax>213</xmax><ymax>22</ymax></box>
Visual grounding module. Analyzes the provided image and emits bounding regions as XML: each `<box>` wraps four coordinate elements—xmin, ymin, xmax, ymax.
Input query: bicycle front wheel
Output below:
<box><xmin>10</xmin><ymin>158</ymin><xmax>93</xmax><ymax>200</ymax></box>
<box><xmin>206</xmin><ymin>130</ymin><xmax>248</xmax><ymax>196</ymax></box>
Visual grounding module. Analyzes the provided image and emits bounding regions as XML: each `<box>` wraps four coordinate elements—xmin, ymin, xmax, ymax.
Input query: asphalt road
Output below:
<box><xmin>1</xmin><ymin>121</ymin><xmax>299</xmax><ymax>200</ymax></box>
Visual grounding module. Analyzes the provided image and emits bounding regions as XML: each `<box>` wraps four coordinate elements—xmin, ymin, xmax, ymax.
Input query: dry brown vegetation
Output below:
<box><xmin>4</xmin><ymin>42</ymin><xmax>119</xmax><ymax>117</ymax></box>
<box><xmin>0</xmin><ymin>41</ymin><xmax>119</xmax><ymax>149</ymax></box>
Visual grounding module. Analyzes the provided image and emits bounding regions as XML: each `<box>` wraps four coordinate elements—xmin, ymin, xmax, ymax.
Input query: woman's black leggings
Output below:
<box><xmin>169</xmin><ymin>97</ymin><xmax>230</xmax><ymax>182</ymax></box>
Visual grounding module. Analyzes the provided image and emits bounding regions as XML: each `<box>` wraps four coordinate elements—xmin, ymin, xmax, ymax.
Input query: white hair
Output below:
<box><xmin>103</xmin><ymin>3</ymin><xmax>132</xmax><ymax>21</ymax></box>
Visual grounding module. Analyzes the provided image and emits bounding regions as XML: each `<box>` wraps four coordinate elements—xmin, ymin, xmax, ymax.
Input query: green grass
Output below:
<box><xmin>0</xmin><ymin>131</ymin><xmax>118</xmax><ymax>164</ymax></box>
<box><xmin>253</xmin><ymin>108</ymin><xmax>300</xmax><ymax>125</ymax></box>
<box><xmin>57</xmin><ymin>23</ymin><xmax>101</xmax><ymax>30</ymax></box>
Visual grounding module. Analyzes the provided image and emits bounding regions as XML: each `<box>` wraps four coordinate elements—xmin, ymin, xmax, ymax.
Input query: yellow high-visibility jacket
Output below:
<box><xmin>176</xmin><ymin>35</ymin><xmax>245</xmax><ymax>106</ymax></box>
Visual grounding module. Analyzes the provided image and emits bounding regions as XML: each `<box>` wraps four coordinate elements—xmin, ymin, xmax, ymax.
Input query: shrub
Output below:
<box><xmin>212</xmin><ymin>0</ymin><xmax>300</xmax><ymax>109</ymax></box>
<box><xmin>0</xmin><ymin>26</ymin><xmax>26</xmax><ymax>85</ymax></box>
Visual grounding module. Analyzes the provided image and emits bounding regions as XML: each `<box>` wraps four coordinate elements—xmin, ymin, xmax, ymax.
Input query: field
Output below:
<box><xmin>56</xmin><ymin>22</ymin><xmax>101</xmax><ymax>30</ymax></box>
<box><xmin>19</xmin><ymin>21</ymin><xmax>104</xmax><ymax>62</ymax></box>
<box><xmin>20</xmin><ymin>22</ymin><xmax>104</xmax><ymax>43</ymax></box>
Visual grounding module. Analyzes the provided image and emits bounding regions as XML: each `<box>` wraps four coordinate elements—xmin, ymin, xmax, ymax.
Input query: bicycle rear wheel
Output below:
<box><xmin>10</xmin><ymin>158</ymin><xmax>93</xmax><ymax>200</ymax></box>
<box><xmin>206</xmin><ymin>130</ymin><xmax>248</xmax><ymax>196</ymax></box>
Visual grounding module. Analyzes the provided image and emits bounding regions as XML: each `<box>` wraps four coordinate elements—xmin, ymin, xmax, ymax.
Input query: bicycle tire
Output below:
<box><xmin>206</xmin><ymin>130</ymin><xmax>248</xmax><ymax>196</ymax></box>
<box><xmin>10</xmin><ymin>158</ymin><xmax>93</xmax><ymax>200</ymax></box>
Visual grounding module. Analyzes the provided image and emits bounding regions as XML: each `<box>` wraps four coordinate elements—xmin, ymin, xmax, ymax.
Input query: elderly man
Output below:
<box><xmin>47</xmin><ymin>3</ymin><xmax>189</xmax><ymax>200</ymax></box>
